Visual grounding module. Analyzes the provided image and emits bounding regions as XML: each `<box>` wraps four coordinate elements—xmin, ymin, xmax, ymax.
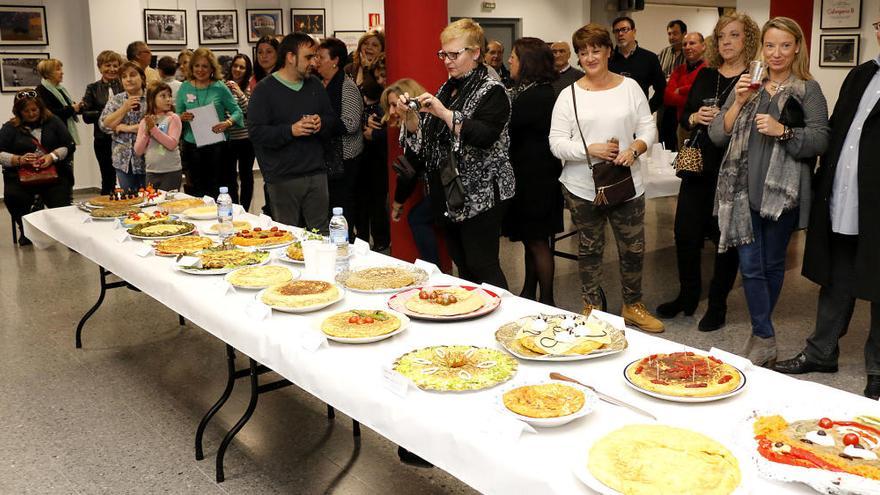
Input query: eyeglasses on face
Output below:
<box><xmin>613</xmin><ymin>27</ymin><xmax>632</xmax><ymax>34</ymax></box>
<box><xmin>873</xmin><ymin>21</ymin><xmax>880</xmax><ymax>31</ymax></box>
<box><xmin>437</xmin><ymin>47</ymin><xmax>470</xmax><ymax>61</ymax></box>
<box><xmin>15</xmin><ymin>90</ymin><xmax>37</xmax><ymax>100</ymax></box>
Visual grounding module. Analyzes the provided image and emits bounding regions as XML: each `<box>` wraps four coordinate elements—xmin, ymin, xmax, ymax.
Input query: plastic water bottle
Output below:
<box><xmin>217</xmin><ymin>187</ymin><xmax>234</xmax><ymax>244</ymax></box>
<box><xmin>328</xmin><ymin>207</ymin><xmax>349</xmax><ymax>272</ymax></box>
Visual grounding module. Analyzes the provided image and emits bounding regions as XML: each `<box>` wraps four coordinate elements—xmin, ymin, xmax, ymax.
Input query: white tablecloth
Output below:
<box><xmin>24</xmin><ymin>206</ymin><xmax>873</xmax><ymax>494</ymax></box>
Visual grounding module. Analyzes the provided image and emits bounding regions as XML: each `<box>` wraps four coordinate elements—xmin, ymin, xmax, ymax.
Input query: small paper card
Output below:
<box><xmin>382</xmin><ymin>365</ymin><xmax>409</xmax><ymax>398</ymax></box>
<box><xmin>81</xmin><ymin>215</ymin><xmax>92</xmax><ymax>224</ymax></box>
<box><xmin>209</xmin><ymin>279</ymin><xmax>234</xmax><ymax>298</ymax></box>
<box><xmin>414</xmin><ymin>259</ymin><xmax>440</xmax><ymax>276</ymax></box>
<box><xmin>134</xmin><ymin>244</ymin><xmax>153</xmax><ymax>257</ymax></box>
<box><xmin>709</xmin><ymin>346</ymin><xmax>753</xmax><ymax>371</ymax></box>
<box><xmin>176</xmin><ymin>256</ymin><xmax>201</xmax><ymax>268</ymax></box>
<box><xmin>352</xmin><ymin>237</ymin><xmax>370</xmax><ymax>255</ymax></box>
<box><xmin>245</xmin><ymin>301</ymin><xmax>271</xmax><ymax>321</ymax></box>
<box><xmin>115</xmin><ymin>231</ymin><xmax>130</xmax><ymax>244</ymax></box>
<box><xmin>476</xmin><ymin>412</ymin><xmax>535</xmax><ymax>442</ymax></box>
<box><xmin>202</xmin><ymin>195</ymin><xmax>215</xmax><ymax>205</ymax></box>
<box><xmin>480</xmin><ymin>282</ymin><xmax>510</xmax><ymax>297</ymax></box>
<box><xmin>300</xmin><ymin>331</ymin><xmax>327</xmax><ymax>352</ymax></box>
<box><xmin>113</xmin><ymin>218</ymin><xmax>125</xmax><ymax>230</ymax></box>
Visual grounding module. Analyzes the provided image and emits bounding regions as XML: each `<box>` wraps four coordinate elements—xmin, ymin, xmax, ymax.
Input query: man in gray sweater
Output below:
<box><xmin>249</xmin><ymin>32</ymin><xmax>335</xmax><ymax>233</ymax></box>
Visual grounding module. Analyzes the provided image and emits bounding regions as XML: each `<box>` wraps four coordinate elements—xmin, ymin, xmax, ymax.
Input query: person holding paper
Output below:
<box><xmin>249</xmin><ymin>33</ymin><xmax>335</xmax><ymax>234</ymax></box>
<box><xmin>176</xmin><ymin>48</ymin><xmax>242</xmax><ymax>199</ymax></box>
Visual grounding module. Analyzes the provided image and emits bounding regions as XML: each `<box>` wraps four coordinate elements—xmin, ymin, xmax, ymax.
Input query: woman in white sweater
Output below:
<box><xmin>549</xmin><ymin>23</ymin><xmax>663</xmax><ymax>333</ymax></box>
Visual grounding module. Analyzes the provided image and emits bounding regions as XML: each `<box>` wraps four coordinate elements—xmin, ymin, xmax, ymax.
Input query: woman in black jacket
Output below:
<box><xmin>81</xmin><ymin>50</ymin><xmax>124</xmax><ymax>194</ymax></box>
<box><xmin>0</xmin><ymin>92</ymin><xmax>76</xmax><ymax>245</ymax></box>
<box><xmin>34</xmin><ymin>58</ymin><xmax>81</xmax><ymax>151</ymax></box>
<box><xmin>502</xmin><ymin>37</ymin><xmax>562</xmax><ymax>306</ymax></box>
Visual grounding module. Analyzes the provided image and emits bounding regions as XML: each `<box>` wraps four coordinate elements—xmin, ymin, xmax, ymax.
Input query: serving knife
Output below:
<box><xmin>550</xmin><ymin>372</ymin><xmax>657</xmax><ymax>421</ymax></box>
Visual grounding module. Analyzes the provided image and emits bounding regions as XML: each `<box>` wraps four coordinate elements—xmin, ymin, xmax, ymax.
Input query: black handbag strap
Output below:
<box><xmin>570</xmin><ymin>83</ymin><xmax>593</xmax><ymax>169</ymax></box>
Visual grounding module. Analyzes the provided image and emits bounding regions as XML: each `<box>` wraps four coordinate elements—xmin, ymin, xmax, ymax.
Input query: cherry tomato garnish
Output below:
<box><xmin>818</xmin><ymin>418</ymin><xmax>833</xmax><ymax>429</ymax></box>
<box><xmin>448</xmin><ymin>295</ymin><xmax>457</xmax><ymax>304</ymax></box>
<box><xmin>844</xmin><ymin>433</ymin><xmax>860</xmax><ymax>446</ymax></box>
<box><xmin>419</xmin><ymin>290</ymin><xmax>429</xmax><ymax>299</ymax></box>
<box><xmin>363</xmin><ymin>316</ymin><xmax>374</xmax><ymax>324</ymax></box>
<box><xmin>254</xmin><ymin>227</ymin><xmax>262</xmax><ymax>232</ymax></box>
<box><xmin>348</xmin><ymin>316</ymin><xmax>359</xmax><ymax>324</ymax></box>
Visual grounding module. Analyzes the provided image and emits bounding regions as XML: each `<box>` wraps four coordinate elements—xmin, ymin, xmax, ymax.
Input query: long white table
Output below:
<box><xmin>25</xmin><ymin>205</ymin><xmax>870</xmax><ymax>494</ymax></box>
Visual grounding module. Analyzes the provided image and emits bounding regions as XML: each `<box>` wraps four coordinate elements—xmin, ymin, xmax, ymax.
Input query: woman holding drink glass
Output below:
<box><xmin>709</xmin><ymin>17</ymin><xmax>829</xmax><ymax>366</ymax></box>
<box><xmin>100</xmin><ymin>61</ymin><xmax>147</xmax><ymax>191</ymax></box>
<box><xmin>657</xmin><ymin>12</ymin><xmax>760</xmax><ymax>331</ymax></box>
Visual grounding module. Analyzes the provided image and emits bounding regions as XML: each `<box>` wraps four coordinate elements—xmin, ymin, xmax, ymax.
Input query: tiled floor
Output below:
<box><xmin>1</xmin><ymin>180</ymin><xmax>874</xmax><ymax>494</ymax></box>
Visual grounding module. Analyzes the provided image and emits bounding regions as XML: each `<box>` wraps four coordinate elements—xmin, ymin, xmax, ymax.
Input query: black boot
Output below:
<box><xmin>773</xmin><ymin>352</ymin><xmax>838</xmax><ymax>374</ymax></box>
<box><xmin>698</xmin><ymin>305</ymin><xmax>726</xmax><ymax>332</ymax></box>
<box><xmin>15</xmin><ymin>218</ymin><xmax>30</xmax><ymax>246</ymax></box>
<box><xmin>656</xmin><ymin>296</ymin><xmax>697</xmax><ymax>319</ymax></box>
<box><xmin>864</xmin><ymin>375</ymin><xmax>880</xmax><ymax>400</ymax></box>
<box><xmin>397</xmin><ymin>446</ymin><xmax>434</xmax><ymax>468</ymax></box>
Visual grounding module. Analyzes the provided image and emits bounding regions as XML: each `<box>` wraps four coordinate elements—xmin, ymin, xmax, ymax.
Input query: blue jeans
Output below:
<box><xmin>736</xmin><ymin>208</ymin><xmax>799</xmax><ymax>338</ymax></box>
<box><xmin>115</xmin><ymin>169</ymin><xmax>145</xmax><ymax>192</ymax></box>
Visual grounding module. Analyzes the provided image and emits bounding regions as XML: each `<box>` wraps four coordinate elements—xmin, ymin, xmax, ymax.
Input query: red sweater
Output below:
<box><xmin>664</xmin><ymin>60</ymin><xmax>706</xmax><ymax>118</ymax></box>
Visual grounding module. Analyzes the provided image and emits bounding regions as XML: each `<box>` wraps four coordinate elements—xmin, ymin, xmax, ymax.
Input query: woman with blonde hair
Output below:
<box><xmin>396</xmin><ymin>18</ymin><xmax>515</xmax><ymax>287</ymax></box>
<box><xmin>657</xmin><ymin>12</ymin><xmax>759</xmax><ymax>331</ymax></box>
<box><xmin>345</xmin><ymin>31</ymin><xmax>385</xmax><ymax>88</ymax></box>
<box><xmin>82</xmin><ymin>50</ymin><xmax>125</xmax><ymax>194</ymax></box>
<box><xmin>709</xmin><ymin>17</ymin><xmax>830</xmax><ymax>366</ymax></box>
<box><xmin>35</xmin><ymin>58</ymin><xmax>81</xmax><ymax>149</ymax></box>
<box><xmin>175</xmin><ymin>48</ymin><xmax>242</xmax><ymax>198</ymax></box>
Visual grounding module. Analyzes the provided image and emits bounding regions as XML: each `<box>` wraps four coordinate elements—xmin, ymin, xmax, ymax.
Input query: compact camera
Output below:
<box><xmin>405</xmin><ymin>98</ymin><xmax>421</xmax><ymax>112</ymax></box>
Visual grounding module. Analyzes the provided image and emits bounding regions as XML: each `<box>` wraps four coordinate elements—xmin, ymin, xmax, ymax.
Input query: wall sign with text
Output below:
<box><xmin>821</xmin><ymin>0</ymin><xmax>861</xmax><ymax>29</ymax></box>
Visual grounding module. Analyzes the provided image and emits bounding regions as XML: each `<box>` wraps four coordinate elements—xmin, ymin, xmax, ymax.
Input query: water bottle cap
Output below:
<box><xmin>219</xmin><ymin>187</ymin><xmax>228</xmax><ymax>194</ymax></box>
<box><xmin>332</xmin><ymin>207</ymin><xmax>343</xmax><ymax>215</ymax></box>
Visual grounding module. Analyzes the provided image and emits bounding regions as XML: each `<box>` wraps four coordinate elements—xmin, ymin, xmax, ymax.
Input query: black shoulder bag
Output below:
<box><xmin>439</xmin><ymin>121</ymin><xmax>467</xmax><ymax>215</ymax></box>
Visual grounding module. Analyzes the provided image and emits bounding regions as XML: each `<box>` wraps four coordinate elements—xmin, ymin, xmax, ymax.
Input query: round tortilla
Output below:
<box><xmin>227</xmin><ymin>265</ymin><xmax>293</xmax><ymax>288</ymax></box>
<box><xmin>320</xmin><ymin>310</ymin><xmax>400</xmax><ymax>338</ymax></box>
<box><xmin>503</xmin><ymin>383</ymin><xmax>585</xmax><ymax>418</ymax></box>
<box><xmin>588</xmin><ymin>425</ymin><xmax>741</xmax><ymax>495</ymax></box>
<box><xmin>625</xmin><ymin>353</ymin><xmax>742</xmax><ymax>397</ymax></box>
<box><xmin>261</xmin><ymin>280</ymin><xmax>339</xmax><ymax>308</ymax></box>
<box><xmin>404</xmin><ymin>287</ymin><xmax>485</xmax><ymax>316</ymax></box>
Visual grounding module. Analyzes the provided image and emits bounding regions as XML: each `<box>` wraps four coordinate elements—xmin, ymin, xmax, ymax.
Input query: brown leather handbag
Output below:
<box><xmin>570</xmin><ymin>84</ymin><xmax>635</xmax><ymax>206</ymax></box>
<box><xmin>17</xmin><ymin>137</ymin><xmax>58</xmax><ymax>186</ymax></box>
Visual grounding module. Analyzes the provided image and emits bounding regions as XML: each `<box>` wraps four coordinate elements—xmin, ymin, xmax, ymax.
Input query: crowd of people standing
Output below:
<box><xmin>1</xmin><ymin>11</ymin><xmax>878</xmax><ymax>399</ymax></box>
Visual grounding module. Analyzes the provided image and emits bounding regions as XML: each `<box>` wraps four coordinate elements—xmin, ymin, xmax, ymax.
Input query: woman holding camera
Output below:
<box><xmin>549</xmin><ymin>23</ymin><xmax>663</xmax><ymax>332</ymax></box>
<box><xmin>656</xmin><ymin>12</ymin><xmax>759</xmax><ymax>331</ymax></box>
<box><xmin>709</xmin><ymin>17</ymin><xmax>829</xmax><ymax>366</ymax></box>
<box><xmin>397</xmin><ymin>18</ymin><xmax>515</xmax><ymax>288</ymax></box>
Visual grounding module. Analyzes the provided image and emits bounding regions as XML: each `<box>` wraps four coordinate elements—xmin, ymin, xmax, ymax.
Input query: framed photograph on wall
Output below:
<box><xmin>0</xmin><ymin>6</ymin><xmax>48</xmax><ymax>46</ymax></box>
<box><xmin>821</xmin><ymin>0</ymin><xmax>862</xmax><ymax>29</ymax></box>
<box><xmin>247</xmin><ymin>9</ymin><xmax>283</xmax><ymax>42</ymax></box>
<box><xmin>820</xmin><ymin>34</ymin><xmax>860</xmax><ymax>67</ymax></box>
<box><xmin>291</xmin><ymin>8</ymin><xmax>325</xmax><ymax>40</ymax></box>
<box><xmin>150</xmin><ymin>51</ymin><xmax>181</xmax><ymax>69</ymax></box>
<box><xmin>0</xmin><ymin>52</ymin><xmax>49</xmax><ymax>92</ymax></box>
<box><xmin>334</xmin><ymin>30</ymin><xmax>365</xmax><ymax>55</ymax></box>
<box><xmin>144</xmin><ymin>9</ymin><xmax>187</xmax><ymax>45</ymax></box>
<box><xmin>198</xmin><ymin>10</ymin><xmax>238</xmax><ymax>45</ymax></box>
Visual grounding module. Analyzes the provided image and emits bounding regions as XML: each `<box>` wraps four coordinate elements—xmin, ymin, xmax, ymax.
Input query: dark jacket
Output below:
<box><xmin>802</xmin><ymin>60</ymin><xmax>880</xmax><ymax>302</ymax></box>
<box><xmin>609</xmin><ymin>44</ymin><xmax>666</xmax><ymax>113</ymax></box>
<box><xmin>81</xmin><ymin>78</ymin><xmax>123</xmax><ymax>141</ymax></box>
<box><xmin>35</xmin><ymin>84</ymin><xmax>78</xmax><ymax>124</ymax></box>
<box><xmin>0</xmin><ymin>115</ymin><xmax>76</xmax><ymax>181</ymax></box>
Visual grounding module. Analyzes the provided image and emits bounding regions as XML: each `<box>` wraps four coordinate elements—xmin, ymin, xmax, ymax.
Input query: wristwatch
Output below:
<box><xmin>49</xmin><ymin>152</ymin><xmax>59</xmax><ymax>162</ymax></box>
<box><xmin>630</xmin><ymin>148</ymin><xmax>641</xmax><ymax>159</ymax></box>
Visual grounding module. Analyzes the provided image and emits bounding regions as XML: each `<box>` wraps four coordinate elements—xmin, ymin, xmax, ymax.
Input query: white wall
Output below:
<box><xmin>632</xmin><ymin>4</ymin><xmax>722</xmax><ymax>55</ymax></box>
<box><xmin>0</xmin><ymin>0</ymin><xmax>96</xmax><ymax>199</ymax></box>
<box><xmin>735</xmin><ymin>0</ymin><xmax>770</xmax><ymax>27</ymax></box>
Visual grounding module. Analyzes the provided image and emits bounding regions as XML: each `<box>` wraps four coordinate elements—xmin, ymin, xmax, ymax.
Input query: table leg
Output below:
<box><xmin>75</xmin><ymin>266</ymin><xmax>129</xmax><ymax>348</ymax></box>
<box><xmin>196</xmin><ymin>344</ymin><xmax>237</xmax><ymax>461</ymax></box>
<box><xmin>352</xmin><ymin>420</ymin><xmax>361</xmax><ymax>437</ymax></box>
<box><xmin>179</xmin><ymin>315</ymin><xmax>185</xmax><ymax>326</ymax></box>
<box><xmin>327</xmin><ymin>405</ymin><xmax>335</xmax><ymax>419</ymax></box>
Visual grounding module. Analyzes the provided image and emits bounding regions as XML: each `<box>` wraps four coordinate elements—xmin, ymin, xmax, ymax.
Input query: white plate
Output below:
<box><xmin>122</xmin><ymin>214</ymin><xmax>177</xmax><ymax>228</ymax></box>
<box><xmin>223</xmin><ymin>265</ymin><xmax>300</xmax><ymax>289</ymax></box>
<box><xmin>174</xmin><ymin>254</ymin><xmax>270</xmax><ymax>275</ymax></box>
<box><xmin>336</xmin><ymin>265</ymin><xmax>429</xmax><ymax>294</ymax></box>
<box><xmin>86</xmin><ymin>200</ymin><xmax>146</xmax><ymax>209</ymax></box>
<box><xmin>317</xmin><ymin>308</ymin><xmax>410</xmax><ymax>344</ymax></box>
<box><xmin>235</xmin><ymin>239</ymin><xmax>295</xmax><ymax>251</ymax></box>
<box><xmin>621</xmin><ymin>357</ymin><xmax>747</xmax><ymax>403</ymax></box>
<box><xmin>277</xmin><ymin>253</ymin><xmax>305</xmax><ymax>264</ymax></box>
<box><xmin>256</xmin><ymin>283</ymin><xmax>345</xmax><ymax>313</ymax></box>
<box><xmin>128</xmin><ymin>226</ymin><xmax>196</xmax><ymax>241</ymax></box>
<box><xmin>495</xmin><ymin>379</ymin><xmax>597</xmax><ymax>428</ymax></box>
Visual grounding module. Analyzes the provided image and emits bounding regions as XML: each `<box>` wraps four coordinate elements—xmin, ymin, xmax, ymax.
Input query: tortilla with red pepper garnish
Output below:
<box><xmin>625</xmin><ymin>352</ymin><xmax>742</xmax><ymax>398</ymax></box>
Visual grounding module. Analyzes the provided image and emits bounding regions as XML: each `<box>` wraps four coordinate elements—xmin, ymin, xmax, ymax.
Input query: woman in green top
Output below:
<box><xmin>176</xmin><ymin>48</ymin><xmax>242</xmax><ymax>198</ymax></box>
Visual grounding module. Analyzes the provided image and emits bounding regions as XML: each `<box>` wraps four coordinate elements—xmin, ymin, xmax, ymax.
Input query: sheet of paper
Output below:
<box><xmin>189</xmin><ymin>104</ymin><xmax>225</xmax><ymax>148</ymax></box>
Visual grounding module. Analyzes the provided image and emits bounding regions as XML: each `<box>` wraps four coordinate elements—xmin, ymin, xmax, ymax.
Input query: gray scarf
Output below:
<box><xmin>715</xmin><ymin>78</ymin><xmax>806</xmax><ymax>252</ymax></box>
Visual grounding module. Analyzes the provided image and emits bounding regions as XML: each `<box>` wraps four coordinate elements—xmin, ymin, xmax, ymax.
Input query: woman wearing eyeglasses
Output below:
<box><xmin>0</xmin><ymin>91</ymin><xmax>76</xmax><ymax>245</ymax></box>
<box><xmin>395</xmin><ymin>18</ymin><xmax>515</xmax><ymax>288</ymax></box>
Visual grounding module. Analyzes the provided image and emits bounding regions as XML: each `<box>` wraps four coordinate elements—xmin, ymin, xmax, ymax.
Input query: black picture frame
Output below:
<box><xmin>0</xmin><ymin>5</ymin><xmax>48</xmax><ymax>46</ymax></box>
<box><xmin>197</xmin><ymin>9</ymin><xmax>238</xmax><ymax>45</ymax></box>
<box><xmin>819</xmin><ymin>34</ymin><xmax>860</xmax><ymax>67</ymax></box>
<box><xmin>246</xmin><ymin>9</ymin><xmax>283</xmax><ymax>42</ymax></box>
<box><xmin>820</xmin><ymin>0</ymin><xmax>862</xmax><ymax>30</ymax></box>
<box><xmin>334</xmin><ymin>30</ymin><xmax>366</xmax><ymax>55</ymax></box>
<box><xmin>144</xmin><ymin>8</ymin><xmax>187</xmax><ymax>46</ymax></box>
<box><xmin>0</xmin><ymin>52</ymin><xmax>49</xmax><ymax>92</ymax></box>
<box><xmin>291</xmin><ymin>8</ymin><xmax>326</xmax><ymax>40</ymax></box>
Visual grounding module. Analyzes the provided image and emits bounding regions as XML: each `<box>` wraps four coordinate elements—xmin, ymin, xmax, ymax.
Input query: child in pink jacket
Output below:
<box><xmin>134</xmin><ymin>82</ymin><xmax>182</xmax><ymax>191</ymax></box>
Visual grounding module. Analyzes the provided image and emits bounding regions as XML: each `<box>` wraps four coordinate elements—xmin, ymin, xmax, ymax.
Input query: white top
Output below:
<box><xmin>549</xmin><ymin>77</ymin><xmax>656</xmax><ymax>202</ymax></box>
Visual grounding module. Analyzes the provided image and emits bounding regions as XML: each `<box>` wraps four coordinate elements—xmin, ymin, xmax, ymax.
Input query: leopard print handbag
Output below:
<box><xmin>672</xmin><ymin>128</ymin><xmax>704</xmax><ymax>174</ymax></box>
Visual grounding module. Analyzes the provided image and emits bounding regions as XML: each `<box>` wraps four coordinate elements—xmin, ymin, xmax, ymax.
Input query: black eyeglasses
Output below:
<box><xmin>612</xmin><ymin>27</ymin><xmax>632</xmax><ymax>35</ymax></box>
<box><xmin>873</xmin><ymin>21</ymin><xmax>880</xmax><ymax>31</ymax></box>
<box><xmin>437</xmin><ymin>47</ymin><xmax>470</xmax><ymax>61</ymax></box>
<box><xmin>15</xmin><ymin>90</ymin><xmax>37</xmax><ymax>100</ymax></box>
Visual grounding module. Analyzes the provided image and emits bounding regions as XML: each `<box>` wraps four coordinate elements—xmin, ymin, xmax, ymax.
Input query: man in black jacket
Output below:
<box><xmin>608</xmin><ymin>16</ymin><xmax>666</xmax><ymax>114</ymax></box>
<box><xmin>249</xmin><ymin>32</ymin><xmax>336</xmax><ymax>233</ymax></box>
<box><xmin>775</xmin><ymin>18</ymin><xmax>880</xmax><ymax>399</ymax></box>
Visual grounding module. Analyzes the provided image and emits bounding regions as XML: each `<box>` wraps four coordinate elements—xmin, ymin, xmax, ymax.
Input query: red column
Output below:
<box><xmin>384</xmin><ymin>0</ymin><xmax>450</xmax><ymax>266</ymax></box>
<box><xmin>770</xmin><ymin>0</ymin><xmax>813</xmax><ymax>50</ymax></box>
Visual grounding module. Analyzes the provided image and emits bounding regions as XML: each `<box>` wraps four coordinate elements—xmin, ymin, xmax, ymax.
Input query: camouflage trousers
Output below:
<box><xmin>562</xmin><ymin>186</ymin><xmax>645</xmax><ymax>306</ymax></box>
